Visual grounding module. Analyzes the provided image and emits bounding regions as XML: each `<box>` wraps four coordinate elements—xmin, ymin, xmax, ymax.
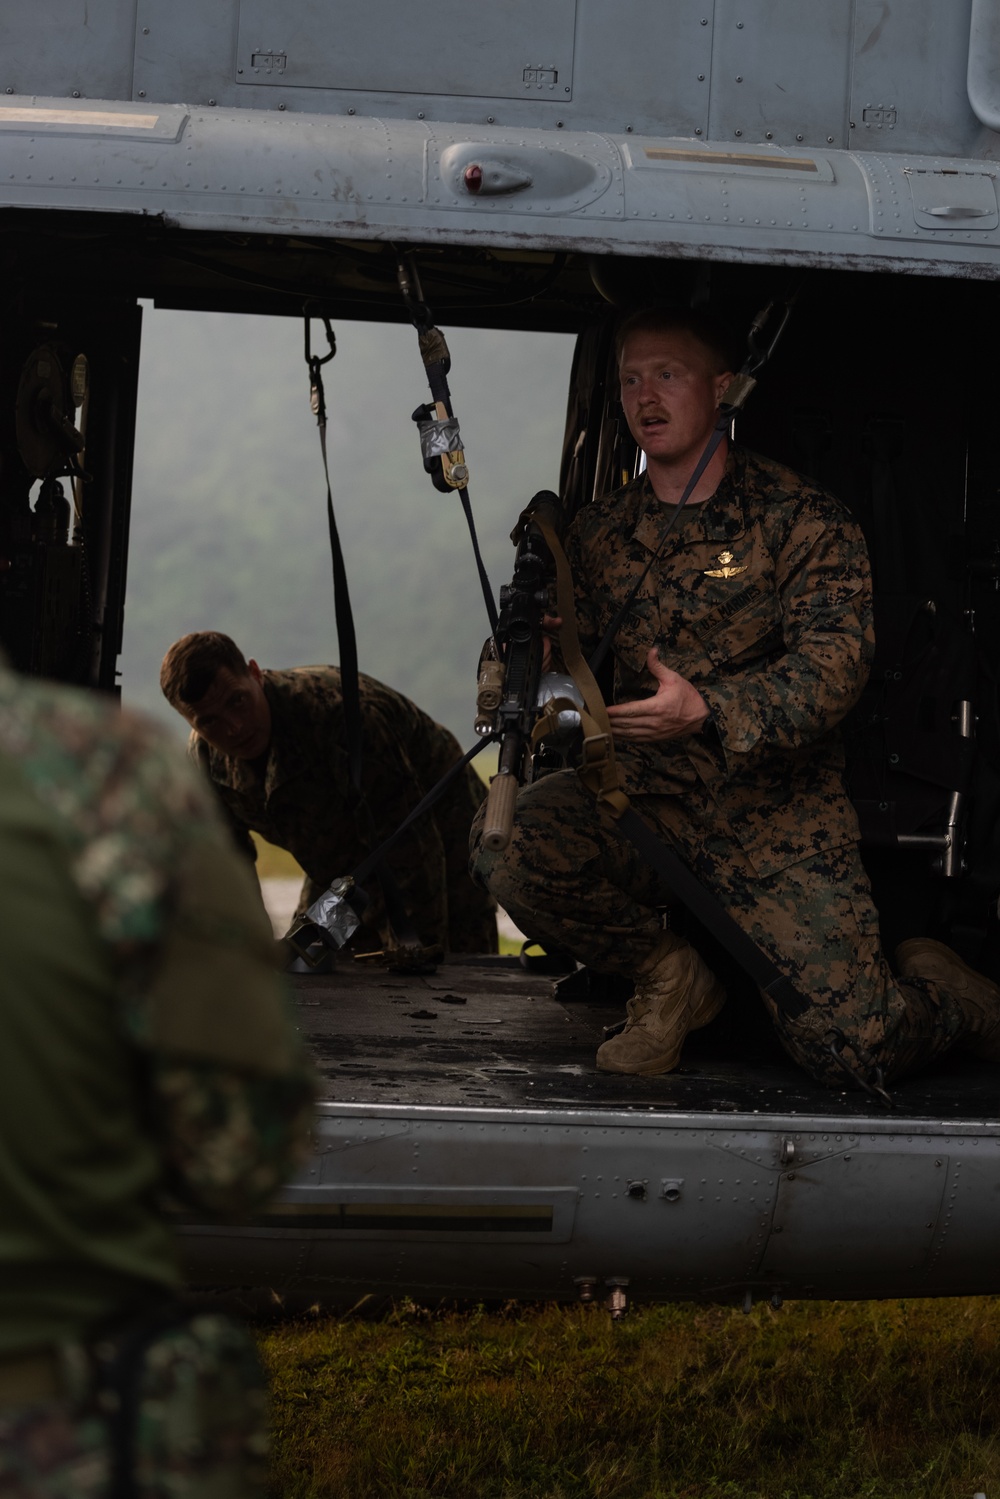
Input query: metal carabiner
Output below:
<box><xmin>303</xmin><ymin>305</ymin><xmax>336</xmax><ymax>426</ymax></box>
<box><xmin>303</xmin><ymin>304</ymin><xmax>337</xmax><ymax>369</ymax></box>
<box><xmin>746</xmin><ymin>289</ymin><xmax>799</xmax><ymax>375</ymax></box>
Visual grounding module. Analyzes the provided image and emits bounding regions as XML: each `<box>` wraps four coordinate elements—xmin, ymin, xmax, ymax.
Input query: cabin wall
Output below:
<box><xmin>1</xmin><ymin>0</ymin><xmax>987</xmax><ymax>161</ymax></box>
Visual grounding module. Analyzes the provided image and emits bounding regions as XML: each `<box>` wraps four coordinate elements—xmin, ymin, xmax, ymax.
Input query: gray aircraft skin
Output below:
<box><xmin>5</xmin><ymin>0</ymin><xmax>1000</xmax><ymax>1315</ymax></box>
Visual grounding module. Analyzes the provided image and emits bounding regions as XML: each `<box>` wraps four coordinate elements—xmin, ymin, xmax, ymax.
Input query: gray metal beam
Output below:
<box><xmin>1</xmin><ymin>97</ymin><xmax>1000</xmax><ymax>280</ymax></box>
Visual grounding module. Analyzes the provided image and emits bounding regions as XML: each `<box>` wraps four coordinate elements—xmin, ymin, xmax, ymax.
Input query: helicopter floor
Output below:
<box><xmin>292</xmin><ymin>955</ymin><xmax>1000</xmax><ymax>1122</ymax></box>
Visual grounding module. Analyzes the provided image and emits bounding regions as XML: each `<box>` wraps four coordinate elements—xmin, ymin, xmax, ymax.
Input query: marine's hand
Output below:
<box><xmin>541</xmin><ymin>614</ymin><xmax>562</xmax><ymax>672</ymax></box>
<box><xmin>607</xmin><ymin>648</ymin><xmax>710</xmax><ymax>742</ymax></box>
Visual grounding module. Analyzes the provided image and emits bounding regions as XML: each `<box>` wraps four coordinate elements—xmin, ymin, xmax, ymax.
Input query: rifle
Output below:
<box><xmin>479</xmin><ymin>489</ymin><xmax>566</xmax><ymax>852</ymax></box>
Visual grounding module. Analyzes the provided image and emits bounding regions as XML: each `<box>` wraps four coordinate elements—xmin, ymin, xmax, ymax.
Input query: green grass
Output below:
<box><xmin>261</xmin><ymin>1296</ymin><xmax>1000</xmax><ymax>1498</ymax></box>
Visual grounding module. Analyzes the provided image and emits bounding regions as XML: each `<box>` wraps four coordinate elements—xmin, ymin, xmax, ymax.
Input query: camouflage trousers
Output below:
<box><xmin>472</xmin><ymin>769</ymin><xmax>970</xmax><ymax>1088</ymax></box>
<box><xmin>0</xmin><ymin>1313</ymin><xmax>268</xmax><ymax>1498</ymax></box>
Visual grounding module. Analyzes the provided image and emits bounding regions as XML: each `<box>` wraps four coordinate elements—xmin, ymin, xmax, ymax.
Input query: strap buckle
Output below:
<box><xmin>580</xmin><ymin>731</ymin><xmax>613</xmax><ymax>769</ymax></box>
<box><xmin>719</xmin><ymin>371</ymin><xmax>758</xmax><ymax>413</ymax></box>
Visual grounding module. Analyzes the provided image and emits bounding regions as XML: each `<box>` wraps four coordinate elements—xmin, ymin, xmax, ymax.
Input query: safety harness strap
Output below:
<box><xmin>311</xmin><ymin>355</ymin><xmax>364</xmax><ymax>794</ymax></box>
<box><xmin>305</xmin><ymin>311</ymin><xmax>422</xmax><ymax>951</ymax></box>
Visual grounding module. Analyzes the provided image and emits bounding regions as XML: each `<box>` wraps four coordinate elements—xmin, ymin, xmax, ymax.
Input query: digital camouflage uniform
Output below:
<box><xmin>0</xmin><ymin>664</ymin><xmax>315</xmax><ymax>1496</ymax></box>
<box><xmin>474</xmin><ymin>447</ymin><xmax>973</xmax><ymax>1087</ymax></box>
<box><xmin>191</xmin><ymin>665</ymin><xmax>496</xmax><ymax>953</ymax></box>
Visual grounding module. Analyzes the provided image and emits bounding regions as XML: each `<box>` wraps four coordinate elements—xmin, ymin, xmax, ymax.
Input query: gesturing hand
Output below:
<box><xmin>606</xmin><ymin>648</ymin><xmax>710</xmax><ymax>743</ymax></box>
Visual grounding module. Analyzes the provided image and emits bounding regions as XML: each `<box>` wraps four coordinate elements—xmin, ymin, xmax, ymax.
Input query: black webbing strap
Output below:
<box><xmin>304</xmin><ymin>310</ymin><xmax>421</xmax><ymax>948</ymax></box>
<box><xmin>462</xmin><ymin>489</ymin><xmax>501</xmax><ymax>638</ymax></box>
<box><xmin>615</xmin><ymin>806</ymin><xmax>808</xmax><ymax>1018</ymax></box>
<box><xmin>305</xmin><ymin>313</ymin><xmax>363</xmax><ymax>791</ymax></box>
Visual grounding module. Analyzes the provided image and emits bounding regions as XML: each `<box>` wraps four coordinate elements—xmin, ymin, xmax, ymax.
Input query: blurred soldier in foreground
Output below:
<box><xmin>160</xmin><ymin>631</ymin><xmax>497</xmax><ymax>954</ymax></box>
<box><xmin>0</xmin><ymin>658</ymin><xmax>315</xmax><ymax>1496</ymax></box>
<box><xmin>474</xmin><ymin>306</ymin><xmax>1000</xmax><ymax>1090</ymax></box>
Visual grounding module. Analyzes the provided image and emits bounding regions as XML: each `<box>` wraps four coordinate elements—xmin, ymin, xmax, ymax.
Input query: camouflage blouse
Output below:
<box><xmin>0</xmin><ymin>665</ymin><xmax>314</xmax><ymax>1215</ymax></box>
<box><xmin>565</xmin><ymin>446</ymin><xmax>875</xmax><ymax>878</ymax></box>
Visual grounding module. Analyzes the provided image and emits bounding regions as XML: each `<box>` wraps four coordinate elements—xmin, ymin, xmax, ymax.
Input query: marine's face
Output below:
<box><xmin>619</xmin><ymin>329</ymin><xmax>732</xmax><ymax>469</ymax></box>
<box><xmin>183</xmin><ymin>660</ymin><xmax>272</xmax><ymax>761</ymax></box>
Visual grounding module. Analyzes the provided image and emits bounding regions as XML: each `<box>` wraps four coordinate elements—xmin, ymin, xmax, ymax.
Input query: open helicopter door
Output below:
<box><xmin>0</xmin><ymin>295</ymin><xmax>141</xmax><ymax>692</ymax></box>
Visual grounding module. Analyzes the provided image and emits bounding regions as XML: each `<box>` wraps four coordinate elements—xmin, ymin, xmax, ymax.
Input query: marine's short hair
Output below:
<box><xmin>160</xmin><ymin>631</ymin><xmax>250</xmax><ymax>710</ymax></box>
<box><xmin>615</xmin><ymin>305</ymin><xmax>740</xmax><ymax>375</ymax></box>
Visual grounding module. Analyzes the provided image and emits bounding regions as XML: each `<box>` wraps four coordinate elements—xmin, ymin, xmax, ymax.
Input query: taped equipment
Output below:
<box><xmin>396</xmin><ymin>249</ymin><xmax>499</xmax><ymax>635</ymax></box>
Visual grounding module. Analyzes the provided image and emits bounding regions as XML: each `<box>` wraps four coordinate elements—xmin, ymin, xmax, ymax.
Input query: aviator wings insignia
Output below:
<box><xmin>704</xmin><ymin>549</ymin><xmax>748</xmax><ymax>579</ymax></box>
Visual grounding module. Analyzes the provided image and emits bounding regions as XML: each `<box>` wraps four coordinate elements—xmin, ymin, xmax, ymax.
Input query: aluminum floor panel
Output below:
<box><xmin>291</xmin><ymin>956</ymin><xmax>1000</xmax><ymax>1123</ymax></box>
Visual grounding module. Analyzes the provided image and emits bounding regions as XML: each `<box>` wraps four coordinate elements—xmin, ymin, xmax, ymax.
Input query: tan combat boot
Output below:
<box><xmin>596</xmin><ymin>933</ymin><xmax>726</xmax><ymax>1075</ymax></box>
<box><xmin>896</xmin><ymin>938</ymin><xmax>1000</xmax><ymax>1060</ymax></box>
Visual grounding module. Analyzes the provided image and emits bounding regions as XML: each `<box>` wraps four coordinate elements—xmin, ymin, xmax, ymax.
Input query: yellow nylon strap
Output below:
<box><xmin>530</xmin><ymin>696</ymin><xmax>580</xmax><ymax>748</ymax></box>
<box><xmin>530</xmin><ymin>514</ymin><xmax>630</xmax><ymax>821</ymax></box>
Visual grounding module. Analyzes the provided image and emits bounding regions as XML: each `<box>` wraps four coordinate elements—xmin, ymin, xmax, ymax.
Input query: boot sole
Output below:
<box><xmin>596</xmin><ymin>982</ymin><xmax>727</xmax><ymax>1075</ymax></box>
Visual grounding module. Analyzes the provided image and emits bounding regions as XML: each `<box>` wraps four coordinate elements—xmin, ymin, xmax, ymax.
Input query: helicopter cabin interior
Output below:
<box><xmin>2</xmin><ymin>218</ymin><xmax>1000</xmax><ymax>1124</ymax></box>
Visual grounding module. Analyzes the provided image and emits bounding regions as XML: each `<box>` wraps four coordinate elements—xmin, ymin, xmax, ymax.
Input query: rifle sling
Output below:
<box><xmin>614</xmin><ymin>807</ymin><xmax>808</xmax><ymax>1019</ymax></box>
<box><xmin>352</xmin><ymin>734</ymin><xmax>497</xmax><ymax>887</ymax></box>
